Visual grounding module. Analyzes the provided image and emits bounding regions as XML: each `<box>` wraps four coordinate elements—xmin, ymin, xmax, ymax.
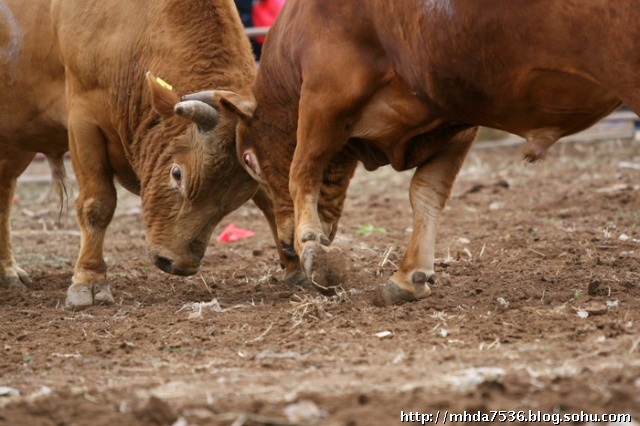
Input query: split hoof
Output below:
<box><xmin>0</xmin><ymin>265</ymin><xmax>31</xmax><ymax>290</ymax></box>
<box><xmin>15</xmin><ymin>265</ymin><xmax>32</xmax><ymax>286</ymax></box>
<box><xmin>65</xmin><ymin>282</ymin><xmax>115</xmax><ymax>310</ymax></box>
<box><xmin>301</xmin><ymin>242</ymin><xmax>346</xmax><ymax>295</ymax></box>
<box><xmin>93</xmin><ymin>282</ymin><xmax>115</xmax><ymax>305</ymax></box>
<box><xmin>373</xmin><ymin>280</ymin><xmax>432</xmax><ymax>307</ymax></box>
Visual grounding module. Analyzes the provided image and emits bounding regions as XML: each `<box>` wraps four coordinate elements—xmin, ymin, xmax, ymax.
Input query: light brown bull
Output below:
<box><xmin>193</xmin><ymin>0</ymin><xmax>635</xmax><ymax>304</ymax></box>
<box><xmin>0</xmin><ymin>0</ymin><xmax>258</xmax><ymax>309</ymax></box>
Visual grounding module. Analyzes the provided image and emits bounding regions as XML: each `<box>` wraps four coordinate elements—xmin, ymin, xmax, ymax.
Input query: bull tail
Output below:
<box><xmin>45</xmin><ymin>154</ymin><xmax>70</xmax><ymax>224</ymax></box>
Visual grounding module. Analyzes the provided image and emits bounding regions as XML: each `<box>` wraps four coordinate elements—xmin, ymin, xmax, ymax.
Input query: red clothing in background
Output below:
<box><xmin>252</xmin><ymin>0</ymin><xmax>286</xmax><ymax>43</ymax></box>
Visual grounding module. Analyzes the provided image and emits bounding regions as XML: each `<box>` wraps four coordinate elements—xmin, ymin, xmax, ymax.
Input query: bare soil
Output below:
<box><xmin>1</xmin><ymin>128</ymin><xmax>640</xmax><ymax>425</ymax></box>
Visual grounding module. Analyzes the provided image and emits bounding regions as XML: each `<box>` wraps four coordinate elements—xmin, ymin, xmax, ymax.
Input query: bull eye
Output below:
<box><xmin>171</xmin><ymin>165</ymin><xmax>182</xmax><ymax>186</ymax></box>
<box><xmin>243</xmin><ymin>153</ymin><xmax>251</xmax><ymax>167</ymax></box>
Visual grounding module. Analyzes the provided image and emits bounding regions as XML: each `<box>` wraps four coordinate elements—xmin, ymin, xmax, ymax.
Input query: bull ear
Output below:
<box><xmin>215</xmin><ymin>90</ymin><xmax>256</xmax><ymax>121</ymax></box>
<box><xmin>146</xmin><ymin>71</ymin><xmax>180</xmax><ymax>119</ymax></box>
<box><xmin>183</xmin><ymin>90</ymin><xmax>256</xmax><ymax>121</ymax></box>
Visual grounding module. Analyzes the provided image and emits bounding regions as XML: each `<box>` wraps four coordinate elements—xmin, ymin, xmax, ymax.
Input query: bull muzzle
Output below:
<box><xmin>150</xmin><ymin>252</ymin><xmax>201</xmax><ymax>276</ymax></box>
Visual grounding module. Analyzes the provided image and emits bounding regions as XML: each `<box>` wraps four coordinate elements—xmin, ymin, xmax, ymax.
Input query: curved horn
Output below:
<box><xmin>182</xmin><ymin>91</ymin><xmax>217</xmax><ymax>108</ymax></box>
<box><xmin>174</xmin><ymin>100</ymin><xmax>219</xmax><ymax>131</ymax></box>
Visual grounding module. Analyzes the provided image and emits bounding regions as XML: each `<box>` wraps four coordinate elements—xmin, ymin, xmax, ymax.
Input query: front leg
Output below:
<box><xmin>318</xmin><ymin>153</ymin><xmax>359</xmax><ymax>241</ymax></box>
<box><xmin>0</xmin><ymin>149</ymin><xmax>36</xmax><ymax>290</ymax></box>
<box><xmin>376</xmin><ymin>129</ymin><xmax>476</xmax><ymax>305</ymax></box>
<box><xmin>297</xmin><ymin>153</ymin><xmax>358</xmax><ymax>294</ymax></box>
<box><xmin>65</xmin><ymin>110</ymin><xmax>117</xmax><ymax>310</ymax></box>
<box><xmin>290</xmin><ymin>96</ymin><xmax>355</xmax><ymax>292</ymax></box>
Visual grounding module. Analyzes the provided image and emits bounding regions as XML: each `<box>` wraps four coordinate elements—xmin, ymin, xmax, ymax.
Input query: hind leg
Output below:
<box><xmin>0</xmin><ymin>148</ymin><xmax>36</xmax><ymax>290</ymax></box>
<box><xmin>376</xmin><ymin>129</ymin><xmax>476</xmax><ymax>305</ymax></box>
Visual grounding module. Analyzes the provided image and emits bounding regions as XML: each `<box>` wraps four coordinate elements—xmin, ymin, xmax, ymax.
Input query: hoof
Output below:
<box><xmin>0</xmin><ymin>265</ymin><xmax>31</xmax><ymax>290</ymax></box>
<box><xmin>373</xmin><ymin>280</ymin><xmax>432</xmax><ymax>307</ymax></box>
<box><xmin>301</xmin><ymin>242</ymin><xmax>346</xmax><ymax>295</ymax></box>
<box><xmin>15</xmin><ymin>265</ymin><xmax>32</xmax><ymax>286</ymax></box>
<box><xmin>0</xmin><ymin>276</ymin><xmax>28</xmax><ymax>291</ymax></box>
<box><xmin>93</xmin><ymin>282</ymin><xmax>115</xmax><ymax>305</ymax></box>
<box><xmin>65</xmin><ymin>284</ymin><xmax>94</xmax><ymax>310</ymax></box>
<box><xmin>66</xmin><ymin>281</ymin><xmax>116</xmax><ymax>310</ymax></box>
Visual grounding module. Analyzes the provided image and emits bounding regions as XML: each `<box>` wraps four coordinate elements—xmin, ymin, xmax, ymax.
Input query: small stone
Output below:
<box><xmin>284</xmin><ymin>400</ymin><xmax>323</xmax><ymax>424</ymax></box>
<box><xmin>489</xmin><ymin>201</ymin><xmax>506</xmax><ymax>211</ymax></box>
<box><xmin>0</xmin><ymin>386</ymin><xmax>20</xmax><ymax>397</ymax></box>
<box><xmin>496</xmin><ymin>297</ymin><xmax>509</xmax><ymax>310</ymax></box>
<box><xmin>375</xmin><ymin>331</ymin><xmax>392</xmax><ymax>339</ymax></box>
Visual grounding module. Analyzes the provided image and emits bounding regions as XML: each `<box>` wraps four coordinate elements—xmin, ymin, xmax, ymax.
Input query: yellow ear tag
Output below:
<box><xmin>156</xmin><ymin>77</ymin><xmax>173</xmax><ymax>91</ymax></box>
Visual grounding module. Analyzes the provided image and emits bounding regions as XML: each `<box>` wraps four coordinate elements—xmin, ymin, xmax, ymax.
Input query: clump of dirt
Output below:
<box><xmin>302</xmin><ymin>243</ymin><xmax>350</xmax><ymax>295</ymax></box>
<box><xmin>134</xmin><ymin>396</ymin><xmax>178</xmax><ymax>425</ymax></box>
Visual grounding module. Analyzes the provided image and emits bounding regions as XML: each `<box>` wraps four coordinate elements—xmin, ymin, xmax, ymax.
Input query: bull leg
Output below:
<box><xmin>318</xmin><ymin>154</ymin><xmax>359</xmax><ymax>241</ymax></box>
<box><xmin>276</xmin><ymin>153</ymin><xmax>358</xmax><ymax>293</ymax></box>
<box><xmin>65</xmin><ymin>112</ymin><xmax>116</xmax><ymax>310</ymax></box>
<box><xmin>295</xmin><ymin>154</ymin><xmax>359</xmax><ymax>295</ymax></box>
<box><xmin>0</xmin><ymin>148</ymin><xmax>36</xmax><ymax>289</ymax></box>
<box><xmin>376</xmin><ymin>130</ymin><xmax>476</xmax><ymax>305</ymax></box>
<box><xmin>290</xmin><ymin>107</ymin><xmax>352</xmax><ymax>252</ymax></box>
<box><xmin>289</xmin><ymin>100</ymin><xmax>356</xmax><ymax>293</ymax></box>
<box><xmin>251</xmin><ymin>186</ymin><xmax>313</xmax><ymax>289</ymax></box>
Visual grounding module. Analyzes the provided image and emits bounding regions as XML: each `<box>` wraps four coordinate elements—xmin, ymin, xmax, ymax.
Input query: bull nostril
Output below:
<box><xmin>155</xmin><ymin>256</ymin><xmax>173</xmax><ymax>274</ymax></box>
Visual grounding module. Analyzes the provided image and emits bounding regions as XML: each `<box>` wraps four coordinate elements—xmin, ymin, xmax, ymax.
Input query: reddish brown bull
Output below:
<box><xmin>191</xmin><ymin>0</ymin><xmax>635</xmax><ymax>304</ymax></box>
<box><xmin>0</xmin><ymin>0</ymin><xmax>257</xmax><ymax>309</ymax></box>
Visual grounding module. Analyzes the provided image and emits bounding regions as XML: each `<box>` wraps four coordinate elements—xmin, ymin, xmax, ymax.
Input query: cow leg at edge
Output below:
<box><xmin>0</xmin><ymin>149</ymin><xmax>36</xmax><ymax>290</ymax></box>
<box><xmin>66</xmin><ymin>112</ymin><xmax>117</xmax><ymax>310</ymax></box>
<box><xmin>376</xmin><ymin>130</ymin><xmax>476</xmax><ymax>305</ymax></box>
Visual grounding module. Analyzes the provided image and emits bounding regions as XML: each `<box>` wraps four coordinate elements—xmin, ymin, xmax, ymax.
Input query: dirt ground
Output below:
<box><xmin>1</xmin><ymin>124</ymin><xmax>640</xmax><ymax>425</ymax></box>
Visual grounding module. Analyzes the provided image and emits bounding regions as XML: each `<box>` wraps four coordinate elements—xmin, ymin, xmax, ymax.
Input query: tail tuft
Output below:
<box><xmin>45</xmin><ymin>154</ymin><xmax>70</xmax><ymax>223</ymax></box>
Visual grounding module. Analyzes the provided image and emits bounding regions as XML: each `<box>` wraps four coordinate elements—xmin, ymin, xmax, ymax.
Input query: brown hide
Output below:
<box><xmin>0</xmin><ymin>0</ymin><xmax>257</xmax><ymax>309</ymax></box>
<box><xmin>226</xmin><ymin>0</ymin><xmax>637</xmax><ymax>303</ymax></box>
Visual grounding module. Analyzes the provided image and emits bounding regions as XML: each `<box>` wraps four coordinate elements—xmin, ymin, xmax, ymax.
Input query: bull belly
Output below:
<box><xmin>452</xmin><ymin>69</ymin><xmax>622</xmax><ymax>137</ymax></box>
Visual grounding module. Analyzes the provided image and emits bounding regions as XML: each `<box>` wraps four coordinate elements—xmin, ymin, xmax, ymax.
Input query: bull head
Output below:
<box><xmin>183</xmin><ymin>90</ymin><xmax>262</xmax><ymax>182</ymax></box>
<box><xmin>142</xmin><ymin>74</ymin><xmax>258</xmax><ymax>277</ymax></box>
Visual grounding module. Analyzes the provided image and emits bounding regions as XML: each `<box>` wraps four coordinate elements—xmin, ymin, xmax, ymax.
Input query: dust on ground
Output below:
<box><xmin>1</xmin><ymin>130</ymin><xmax>640</xmax><ymax>425</ymax></box>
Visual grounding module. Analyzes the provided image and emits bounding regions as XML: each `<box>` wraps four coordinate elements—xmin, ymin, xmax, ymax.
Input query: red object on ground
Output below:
<box><xmin>216</xmin><ymin>223</ymin><xmax>255</xmax><ymax>242</ymax></box>
<box><xmin>252</xmin><ymin>0</ymin><xmax>285</xmax><ymax>43</ymax></box>
<box><xmin>12</xmin><ymin>198</ymin><xmax>17</xmax><ymax>205</ymax></box>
